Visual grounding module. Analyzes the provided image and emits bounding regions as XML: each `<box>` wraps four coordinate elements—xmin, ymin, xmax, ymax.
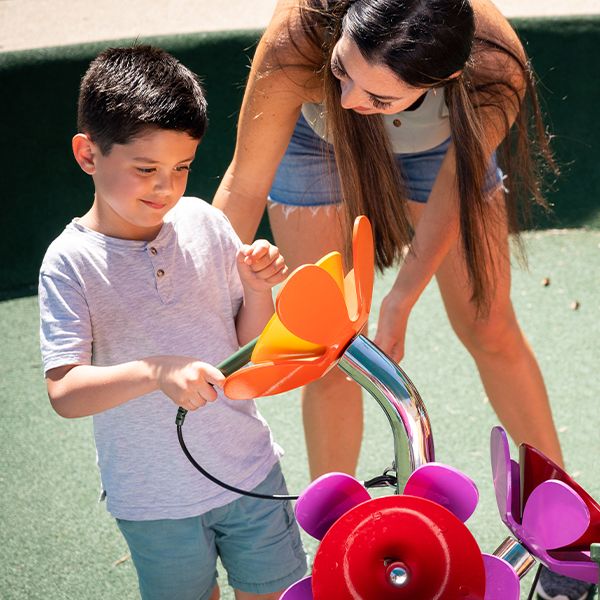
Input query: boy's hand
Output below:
<box><xmin>152</xmin><ymin>356</ymin><xmax>225</xmax><ymax>411</ymax></box>
<box><xmin>237</xmin><ymin>240</ymin><xmax>289</xmax><ymax>292</ymax></box>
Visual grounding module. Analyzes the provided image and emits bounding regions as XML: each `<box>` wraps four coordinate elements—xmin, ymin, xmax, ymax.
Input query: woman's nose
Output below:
<box><xmin>339</xmin><ymin>80</ymin><xmax>363</xmax><ymax>109</ymax></box>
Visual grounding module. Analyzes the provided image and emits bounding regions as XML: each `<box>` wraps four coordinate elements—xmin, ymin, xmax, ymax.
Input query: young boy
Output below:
<box><xmin>39</xmin><ymin>45</ymin><xmax>306</xmax><ymax>600</ymax></box>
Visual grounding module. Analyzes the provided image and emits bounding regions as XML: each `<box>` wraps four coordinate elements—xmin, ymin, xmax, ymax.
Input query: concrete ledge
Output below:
<box><xmin>1</xmin><ymin>17</ymin><xmax>599</xmax><ymax>296</ymax></box>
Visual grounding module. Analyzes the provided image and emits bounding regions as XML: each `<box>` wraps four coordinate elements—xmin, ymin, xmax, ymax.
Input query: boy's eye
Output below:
<box><xmin>136</xmin><ymin>167</ymin><xmax>156</xmax><ymax>174</ymax></box>
<box><xmin>175</xmin><ymin>165</ymin><xmax>192</xmax><ymax>172</ymax></box>
<box><xmin>370</xmin><ymin>96</ymin><xmax>393</xmax><ymax>110</ymax></box>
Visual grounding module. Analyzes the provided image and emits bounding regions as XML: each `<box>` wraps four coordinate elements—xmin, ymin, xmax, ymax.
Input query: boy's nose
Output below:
<box><xmin>153</xmin><ymin>172</ymin><xmax>175</xmax><ymax>195</ymax></box>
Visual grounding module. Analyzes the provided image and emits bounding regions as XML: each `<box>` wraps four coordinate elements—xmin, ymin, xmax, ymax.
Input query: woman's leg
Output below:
<box><xmin>409</xmin><ymin>194</ymin><xmax>564</xmax><ymax>466</ymax></box>
<box><xmin>268</xmin><ymin>203</ymin><xmax>363</xmax><ymax>479</ymax></box>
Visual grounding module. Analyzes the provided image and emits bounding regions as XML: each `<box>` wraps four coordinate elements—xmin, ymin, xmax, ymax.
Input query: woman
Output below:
<box><xmin>214</xmin><ymin>2</ymin><xmax>594</xmax><ymax>597</ymax></box>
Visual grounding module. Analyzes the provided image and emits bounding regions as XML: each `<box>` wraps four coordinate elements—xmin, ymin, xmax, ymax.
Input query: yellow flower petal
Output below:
<box><xmin>316</xmin><ymin>252</ymin><xmax>345</xmax><ymax>297</ymax></box>
<box><xmin>251</xmin><ymin>312</ymin><xmax>325</xmax><ymax>363</ymax></box>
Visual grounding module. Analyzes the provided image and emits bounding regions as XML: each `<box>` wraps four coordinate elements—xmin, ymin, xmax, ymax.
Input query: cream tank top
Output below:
<box><xmin>301</xmin><ymin>88</ymin><xmax>451</xmax><ymax>154</ymax></box>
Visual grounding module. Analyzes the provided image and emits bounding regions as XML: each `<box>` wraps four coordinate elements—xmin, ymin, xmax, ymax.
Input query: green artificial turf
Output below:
<box><xmin>1</xmin><ymin>228</ymin><xmax>599</xmax><ymax>599</ymax></box>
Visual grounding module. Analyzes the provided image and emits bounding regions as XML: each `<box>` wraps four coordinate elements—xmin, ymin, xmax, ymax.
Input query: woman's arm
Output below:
<box><xmin>46</xmin><ymin>357</ymin><xmax>225</xmax><ymax>419</ymax></box>
<box><xmin>375</xmin><ymin>41</ymin><xmax>527</xmax><ymax>360</ymax></box>
<box><xmin>373</xmin><ymin>146</ymin><xmax>461</xmax><ymax>359</ymax></box>
<box><xmin>213</xmin><ymin>0</ymin><xmax>321</xmax><ymax>242</ymax></box>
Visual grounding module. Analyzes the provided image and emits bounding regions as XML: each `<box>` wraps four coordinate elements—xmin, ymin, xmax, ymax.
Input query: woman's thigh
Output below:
<box><xmin>431</xmin><ymin>192</ymin><xmax>518</xmax><ymax>348</ymax></box>
<box><xmin>268</xmin><ymin>202</ymin><xmax>346</xmax><ymax>269</ymax></box>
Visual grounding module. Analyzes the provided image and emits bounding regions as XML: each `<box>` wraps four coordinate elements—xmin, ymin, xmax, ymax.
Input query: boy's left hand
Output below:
<box><xmin>237</xmin><ymin>240</ymin><xmax>288</xmax><ymax>292</ymax></box>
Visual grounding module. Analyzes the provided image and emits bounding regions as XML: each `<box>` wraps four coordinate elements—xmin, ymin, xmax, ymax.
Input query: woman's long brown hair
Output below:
<box><xmin>286</xmin><ymin>0</ymin><xmax>556</xmax><ymax>314</ymax></box>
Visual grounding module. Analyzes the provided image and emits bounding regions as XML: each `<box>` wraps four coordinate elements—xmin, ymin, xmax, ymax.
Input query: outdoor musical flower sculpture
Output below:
<box><xmin>224</xmin><ymin>215</ymin><xmax>374</xmax><ymax>400</ymax></box>
<box><xmin>177</xmin><ymin>216</ymin><xmax>599</xmax><ymax>599</ymax></box>
<box><xmin>281</xmin><ymin>428</ymin><xmax>600</xmax><ymax>600</ymax></box>
<box><xmin>282</xmin><ymin>463</ymin><xmax>521</xmax><ymax>599</ymax></box>
<box><xmin>491</xmin><ymin>426</ymin><xmax>600</xmax><ymax>585</ymax></box>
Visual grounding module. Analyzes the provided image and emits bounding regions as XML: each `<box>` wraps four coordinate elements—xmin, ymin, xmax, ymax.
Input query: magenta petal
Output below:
<box><xmin>540</xmin><ymin>552</ymin><xmax>599</xmax><ymax>585</ymax></box>
<box><xmin>294</xmin><ymin>472</ymin><xmax>370</xmax><ymax>540</ymax></box>
<box><xmin>280</xmin><ymin>576</ymin><xmax>313</xmax><ymax>600</ymax></box>
<box><xmin>482</xmin><ymin>554</ymin><xmax>520</xmax><ymax>600</ymax></box>
<box><xmin>521</xmin><ymin>480</ymin><xmax>590</xmax><ymax>551</ymax></box>
<box><xmin>404</xmin><ymin>462</ymin><xmax>479</xmax><ymax>522</ymax></box>
<box><xmin>490</xmin><ymin>426</ymin><xmax>521</xmax><ymax>528</ymax></box>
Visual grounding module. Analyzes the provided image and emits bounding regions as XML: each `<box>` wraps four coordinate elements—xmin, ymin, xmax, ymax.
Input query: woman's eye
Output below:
<box><xmin>330</xmin><ymin>59</ymin><xmax>346</xmax><ymax>78</ymax></box>
<box><xmin>370</xmin><ymin>97</ymin><xmax>392</xmax><ymax>110</ymax></box>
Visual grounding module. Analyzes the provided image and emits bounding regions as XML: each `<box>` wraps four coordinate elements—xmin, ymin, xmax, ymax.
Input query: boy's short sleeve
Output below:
<box><xmin>216</xmin><ymin>210</ymin><xmax>245</xmax><ymax>312</ymax></box>
<box><xmin>39</xmin><ymin>270</ymin><xmax>92</xmax><ymax>374</ymax></box>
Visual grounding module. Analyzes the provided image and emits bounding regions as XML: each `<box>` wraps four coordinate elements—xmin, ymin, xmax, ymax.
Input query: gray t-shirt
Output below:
<box><xmin>39</xmin><ymin>197</ymin><xmax>282</xmax><ymax>520</ymax></box>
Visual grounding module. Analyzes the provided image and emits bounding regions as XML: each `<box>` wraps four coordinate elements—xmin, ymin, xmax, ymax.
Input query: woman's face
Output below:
<box><xmin>331</xmin><ymin>34</ymin><xmax>428</xmax><ymax>114</ymax></box>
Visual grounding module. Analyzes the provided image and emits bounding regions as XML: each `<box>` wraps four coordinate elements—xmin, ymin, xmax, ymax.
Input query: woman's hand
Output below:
<box><xmin>237</xmin><ymin>240</ymin><xmax>289</xmax><ymax>293</ymax></box>
<box><xmin>152</xmin><ymin>356</ymin><xmax>225</xmax><ymax>411</ymax></box>
<box><xmin>373</xmin><ymin>289</ymin><xmax>413</xmax><ymax>364</ymax></box>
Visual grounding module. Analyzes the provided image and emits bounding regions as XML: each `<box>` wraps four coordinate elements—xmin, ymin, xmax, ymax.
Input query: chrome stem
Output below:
<box><xmin>493</xmin><ymin>537</ymin><xmax>536</xmax><ymax>579</ymax></box>
<box><xmin>337</xmin><ymin>334</ymin><xmax>435</xmax><ymax>493</ymax></box>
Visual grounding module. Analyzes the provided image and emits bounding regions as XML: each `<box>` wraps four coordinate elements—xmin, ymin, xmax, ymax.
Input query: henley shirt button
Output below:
<box><xmin>149</xmin><ymin>247</ymin><xmax>158</xmax><ymax>255</ymax></box>
<box><xmin>393</xmin><ymin>118</ymin><xmax>402</xmax><ymax>127</ymax></box>
<box><xmin>156</xmin><ymin>269</ymin><xmax>165</xmax><ymax>277</ymax></box>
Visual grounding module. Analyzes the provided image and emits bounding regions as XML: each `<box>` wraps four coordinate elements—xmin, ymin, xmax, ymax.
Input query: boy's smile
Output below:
<box><xmin>75</xmin><ymin>128</ymin><xmax>199</xmax><ymax>241</ymax></box>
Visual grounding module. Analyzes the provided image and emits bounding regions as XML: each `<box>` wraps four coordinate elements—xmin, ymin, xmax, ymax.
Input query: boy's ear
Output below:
<box><xmin>72</xmin><ymin>133</ymin><xmax>97</xmax><ymax>174</ymax></box>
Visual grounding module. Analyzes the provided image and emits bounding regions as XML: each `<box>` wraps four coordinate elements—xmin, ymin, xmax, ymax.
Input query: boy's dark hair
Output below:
<box><xmin>78</xmin><ymin>45</ymin><xmax>208</xmax><ymax>154</ymax></box>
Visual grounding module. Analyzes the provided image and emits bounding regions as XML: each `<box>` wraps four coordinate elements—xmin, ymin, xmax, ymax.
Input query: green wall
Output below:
<box><xmin>1</xmin><ymin>17</ymin><xmax>598</xmax><ymax>298</ymax></box>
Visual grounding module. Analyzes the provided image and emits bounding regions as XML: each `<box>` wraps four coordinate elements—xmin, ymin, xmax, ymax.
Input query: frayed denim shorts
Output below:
<box><xmin>269</xmin><ymin>113</ymin><xmax>503</xmax><ymax>206</ymax></box>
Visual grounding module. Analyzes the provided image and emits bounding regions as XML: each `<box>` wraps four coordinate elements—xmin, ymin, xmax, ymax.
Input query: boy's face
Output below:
<box><xmin>79</xmin><ymin>128</ymin><xmax>199</xmax><ymax>240</ymax></box>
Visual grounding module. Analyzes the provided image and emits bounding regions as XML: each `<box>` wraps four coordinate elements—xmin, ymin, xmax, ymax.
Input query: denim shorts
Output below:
<box><xmin>116</xmin><ymin>462</ymin><xmax>307</xmax><ymax>600</ymax></box>
<box><xmin>269</xmin><ymin>113</ymin><xmax>503</xmax><ymax>205</ymax></box>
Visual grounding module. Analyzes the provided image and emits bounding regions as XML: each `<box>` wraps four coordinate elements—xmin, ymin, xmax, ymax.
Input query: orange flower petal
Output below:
<box><xmin>352</xmin><ymin>216</ymin><xmax>375</xmax><ymax>322</ymax></box>
<box><xmin>224</xmin><ymin>358</ymin><xmax>333</xmax><ymax>399</ymax></box>
<box><xmin>276</xmin><ymin>264</ymin><xmax>354</xmax><ymax>346</ymax></box>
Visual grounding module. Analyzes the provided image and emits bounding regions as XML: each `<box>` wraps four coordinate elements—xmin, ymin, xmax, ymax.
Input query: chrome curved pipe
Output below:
<box><xmin>337</xmin><ymin>334</ymin><xmax>435</xmax><ymax>493</ymax></box>
<box><xmin>493</xmin><ymin>537</ymin><xmax>536</xmax><ymax>579</ymax></box>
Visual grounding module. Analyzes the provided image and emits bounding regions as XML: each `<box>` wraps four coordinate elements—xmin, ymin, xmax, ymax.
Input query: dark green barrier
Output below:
<box><xmin>1</xmin><ymin>17</ymin><xmax>599</xmax><ymax>297</ymax></box>
<box><xmin>0</xmin><ymin>31</ymin><xmax>263</xmax><ymax>297</ymax></box>
<box><xmin>515</xmin><ymin>16</ymin><xmax>600</xmax><ymax>229</ymax></box>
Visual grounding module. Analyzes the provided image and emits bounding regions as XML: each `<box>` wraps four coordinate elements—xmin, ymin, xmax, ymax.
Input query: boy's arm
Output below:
<box><xmin>46</xmin><ymin>357</ymin><xmax>224</xmax><ymax>419</ymax></box>
<box><xmin>234</xmin><ymin>240</ymin><xmax>288</xmax><ymax>345</ymax></box>
<box><xmin>235</xmin><ymin>289</ymin><xmax>277</xmax><ymax>347</ymax></box>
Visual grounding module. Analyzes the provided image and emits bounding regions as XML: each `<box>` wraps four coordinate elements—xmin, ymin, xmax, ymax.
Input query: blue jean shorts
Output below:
<box><xmin>116</xmin><ymin>463</ymin><xmax>307</xmax><ymax>600</ymax></box>
<box><xmin>269</xmin><ymin>113</ymin><xmax>503</xmax><ymax>205</ymax></box>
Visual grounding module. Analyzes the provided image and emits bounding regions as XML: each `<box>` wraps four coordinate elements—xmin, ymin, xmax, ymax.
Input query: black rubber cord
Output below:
<box><xmin>526</xmin><ymin>563</ymin><xmax>542</xmax><ymax>600</ymax></box>
<box><xmin>177</xmin><ymin>420</ymin><xmax>299</xmax><ymax>500</ymax></box>
<box><xmin>177</xmin><ymin>407</ymin><xmax>396</xmax><ymax>501</ymax></box>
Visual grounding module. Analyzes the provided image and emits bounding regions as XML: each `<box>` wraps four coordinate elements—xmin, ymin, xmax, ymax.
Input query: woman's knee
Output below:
<box><xmin>451</xmin><ymin>309</ymin><xmax>523</xmax><ymax>359</ymax></box>
<box><xmin>304</xmin><ymin>366</ymin><xmax>362</xmax><ymax>398</ymax></box>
